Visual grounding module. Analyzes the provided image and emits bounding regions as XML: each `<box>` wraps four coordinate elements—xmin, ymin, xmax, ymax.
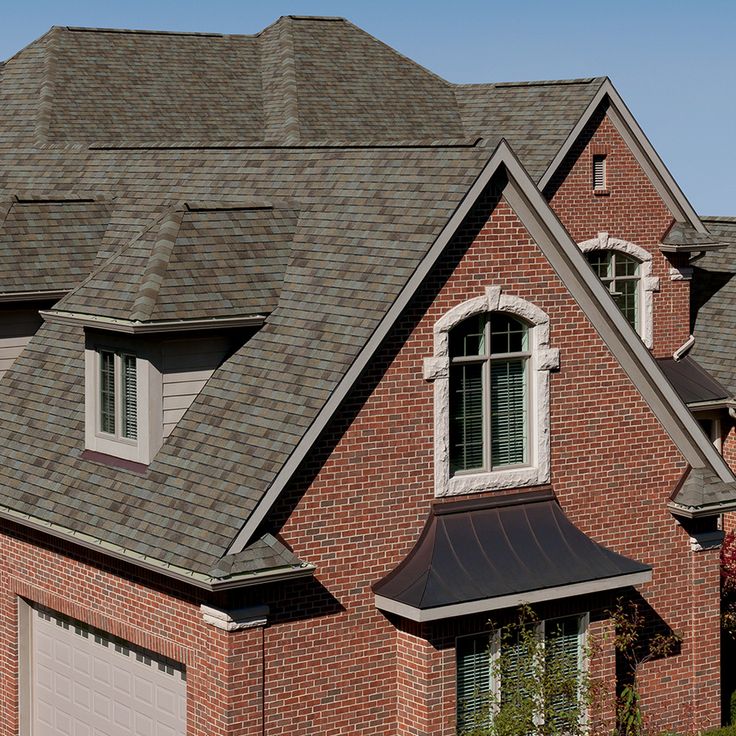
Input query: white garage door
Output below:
<box><xmin>29</xmin><ymin>605</ymin><xmax>186</xmax><ymax>736</ymax></box>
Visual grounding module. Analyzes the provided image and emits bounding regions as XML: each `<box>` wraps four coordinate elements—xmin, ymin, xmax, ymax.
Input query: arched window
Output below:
<box><xmin>585</xmin><ymin>251</ymin><xmax>640</xmax><ymax>330</ymax></box>
<box><xmin>425</xmin><ymin>286</ymin><xmax>558</xmax><ymax>496</ymax></box>
<box><xmin>578</xmin><ymin>233</ymin><xmax>659</xmax><ymax>348</ymax></box>
<box><xmin>449</xmin><ymin>314</ymin><xmax>529</xmax><ymax>473</ymax></box>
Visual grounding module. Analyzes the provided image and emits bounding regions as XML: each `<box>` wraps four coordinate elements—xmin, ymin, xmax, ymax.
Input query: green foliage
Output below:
<box><xmin>701</xmin><ymin>727</ymin><xmax>736</xmax><ymax>736</ymax></box>
<box><xmin>731</xmin><ymin>689</ymin><xmax>736</xmax><ymax>727</ymax></box>
<box><xmin>458</xmin><ymin>606</ymin><xmax>593</xmax><ymax>736</ymax></box>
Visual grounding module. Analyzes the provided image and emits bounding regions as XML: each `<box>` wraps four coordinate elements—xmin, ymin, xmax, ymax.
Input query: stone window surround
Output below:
<box><xmin>424</xmin><ymin>287</ymin><xmax>559</xmax><ymax>497</ymax></box>
<box><xmin>578</xmin><ymin>232</ymin><xmax>659</xmax><ymax>349</ymax></box>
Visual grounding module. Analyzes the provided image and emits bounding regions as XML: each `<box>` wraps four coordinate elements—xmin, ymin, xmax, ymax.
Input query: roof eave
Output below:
<box><xmin>0</xmin><ymin>289</ymin><xmax>68</xmax><ymax>303</ymax></box>
<box><xmin>375</xmin><ymin>570</ymin><xmax>653</xmax><ymax>622</ymax></box>
<box><xmin>0</xmin><ymin>497</ymin><xmax>314</xmax><ymax>591</ymax></box>
<box><xmin>668</xmin><ymin>500</ymin><xmax>736</xmax><ymax>519</ymax></box>
<box><xmin>659</xmin><ymin>243</ymin><xmax>729</xmax><ymax>254</ymax></box>
<box><xmin>41</xmin><ymin>309</ymin><xmax>266</xmax><ymax>334</ymax></box>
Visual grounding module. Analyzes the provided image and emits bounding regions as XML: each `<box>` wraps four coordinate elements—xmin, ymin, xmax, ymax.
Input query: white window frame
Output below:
<box><xmin>578</xmin><ymin>232</ymin><xmax>659</xmax><ymax>349</ymax></box>
<box><xmin>425</xmin><ymin>286</ymin><xmax>558</xmax><ymax>497</ymax></box>
<box><xmin>456</xmin><ymin>613</ymin><xmax>589</xmax><ymax>733</ymax></box>
<box><xmin>84</xmin><ymin>337</ymin><xmax>163</xmax><ymax>465</ymax></box>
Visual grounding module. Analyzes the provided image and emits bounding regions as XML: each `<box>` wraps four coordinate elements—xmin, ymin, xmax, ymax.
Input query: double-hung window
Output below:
<box><xmin>456</xmin><ymin>615</ymin><xmax>586</xmax><ymax>735</ymax></box>
<box><xmin>449</xmin><ymin>314</ymin><xmax>529</xmax><ymax>474</ymax></box>
<box><xmin>98</xmin><ymin>350</ymin><xmax>138</xmax><ymax>441</ymax></box>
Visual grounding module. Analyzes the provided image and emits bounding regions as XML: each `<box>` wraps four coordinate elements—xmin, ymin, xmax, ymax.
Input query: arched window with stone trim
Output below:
<box><xmin>424</xmin><ymin>286</ymin><xmax>559</xmax><ymax>496</ymax></box>
<box><xmin>579</xmin><ymin>232</ymin><xmax>659</xmax><ymax>348</ymax></box>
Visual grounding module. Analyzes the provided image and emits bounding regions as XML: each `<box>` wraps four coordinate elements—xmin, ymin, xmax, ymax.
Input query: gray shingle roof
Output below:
<box><xmin>670</xmin><ymin>465</ymin><xmax>736</xmax><ymax>514</ymax></box>
<box><xmin>691</xmin><ymin>218</ymin><xmax>736</xmax><ymax>393</ymax></box>
<box><xmin>657</xmin><ymin>356</ymin><xmax>731</xmax><ymax>406</ymax></box>
<box><xmin>0</xmin><ymin>17</ymin><xmax>604</xmax><ymax>182</ymax></box>
<box><xmin>54</xmin><ymin>202</ymin><xmax>296</xmax><ymax>323</ymax></box>
<box><xmin>0</xmin><ymin>144</ymin><xmax>490</xmax><ymax>577</ymax></box>
<box><xmin>0</xmin><ymin>197</ymin><xmax>112</xmax><ymax>295</ymax></box>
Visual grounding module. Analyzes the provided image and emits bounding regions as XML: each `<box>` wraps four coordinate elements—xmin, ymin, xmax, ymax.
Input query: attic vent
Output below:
<box><xmin>593</xmin><ymin>155</ymin><xmax>607</xmax><ymax>191</ymax></box>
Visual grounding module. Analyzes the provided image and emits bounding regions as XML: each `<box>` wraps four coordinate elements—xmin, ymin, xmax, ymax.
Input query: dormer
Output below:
<box><xmin>42</xmin><ymin>200</ymin><xmax>296</xmax><ymax>467</ymax></box>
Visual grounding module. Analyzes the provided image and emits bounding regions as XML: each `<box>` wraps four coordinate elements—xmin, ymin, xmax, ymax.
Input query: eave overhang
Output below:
<box><xmin>40</xmin><ymin>309</ymin><xmax>266</xmax><ymax>334</ymax></box>
<box><xmin>373</xmin><ymin>490</ymin><xmax>652</xmax><ymax>623</ymax></box>
<box><xmin>0</xmin><ymin>289</ymin><xmax>68</xmax><ymax>303</ymax></box>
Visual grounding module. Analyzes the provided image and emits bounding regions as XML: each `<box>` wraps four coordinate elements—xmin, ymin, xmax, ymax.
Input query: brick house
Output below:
<box><xmin>0</xmin><ymin>15</ymin><xmax>734</xmax><ymax>736</ymax></box>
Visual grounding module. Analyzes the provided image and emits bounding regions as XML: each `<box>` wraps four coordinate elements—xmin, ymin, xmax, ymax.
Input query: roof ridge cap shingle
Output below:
<box><xmin>130</xmin><ymin>209</ymin><xmax>184</xmax><ymax>322</ymax></box>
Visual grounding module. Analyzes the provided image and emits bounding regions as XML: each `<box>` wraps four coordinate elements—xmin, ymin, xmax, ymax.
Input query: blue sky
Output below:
<box><xmin>2</xmin><ymin>1</ymin><xmax>734</xmax><ymax>214</ymax></box>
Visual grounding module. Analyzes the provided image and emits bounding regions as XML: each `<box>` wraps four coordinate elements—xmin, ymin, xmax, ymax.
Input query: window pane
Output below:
<box><xmin>450</xmin><ymin>363</ymin><xmax>484</xmax><ymax>472</ymax></box>
<box><xmin>585</xmin><ymin>250</ymin><xmax>611</xmax><ymax>279</ymax></box>
<box><xmin>122</xmin><ymin>354</ymin><xmax>138</xmax><ymax>440</ymax></box>
<box><xmin>99</xmin><ymin>351</ymin><xmax>115</xmax><ymax>434</ymax></box>
<box><xmin>450</xmin><ymin>315</ymin><xmax>486</xmax><ymax>358</ymax></box>
<box><xmin>545</xmin><ymin>617</ymin><xmax>581</xmax><ymax>730</ymax></box>
<box><xmin>614</xmin><ymin>253</ymin><xmax>639</xmax><ymax>278</ymax></box>
<box><xmin>490</xmin><ymin>359</ymin><xmax>526</xmax><ymax>467</ymax></box>
<box><xmin>613</xmin><ymin>279</ymin><xmax>638</xmax><ymax>330</ymax></box>
<box><xmin>490</xmin><ymin>314</ymin><xmax>528</xmax><ymax>354</ymax></box>
<box><xmin>457</xmin><ymin>636</ymin><xmax>492</xmax><ymax>733</ymax></box>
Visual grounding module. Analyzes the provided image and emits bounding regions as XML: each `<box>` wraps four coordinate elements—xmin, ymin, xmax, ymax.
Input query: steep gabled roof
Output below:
<box><xmin>0</xmin><ymin>139</ymin><xmax>731</xmax><ymax>587</ymax></box>
<box><xmin>455</xmin><ymin>78</ymin><xmax>606</xmax><ymax>181</ymax></box>
<box><xmin>52</xmin><ymin>202</ymin><xmax>295</xmax><ymax>324</ymax></box>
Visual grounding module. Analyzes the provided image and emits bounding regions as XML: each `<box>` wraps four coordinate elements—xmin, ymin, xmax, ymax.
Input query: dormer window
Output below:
<box><xmin>99</xmin><ymin>350</ymin><xmax>138</xmax><ymax>440</ymax></box>
<box><xmin>85</xmin><ymin>339</ymin><xmax>160</xmax><ymax>466</ymax></box>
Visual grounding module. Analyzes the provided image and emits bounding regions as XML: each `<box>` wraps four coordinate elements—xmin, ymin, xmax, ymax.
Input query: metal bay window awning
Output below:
<box><xmin>373</xmin><ymin>489</ymin><xmax>651</xmax><ymax>622</ymax></box>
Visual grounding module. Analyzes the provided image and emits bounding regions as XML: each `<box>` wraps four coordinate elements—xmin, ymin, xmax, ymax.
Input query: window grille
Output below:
<box><xmin>449</xmin><ymin>314</ymin><xmax>529</xmax><ymax>474</ymax></box>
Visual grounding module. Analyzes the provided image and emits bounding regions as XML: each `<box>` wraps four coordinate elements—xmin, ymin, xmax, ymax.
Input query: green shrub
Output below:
<box><xmin>702</xmin><ymin>726</ymin><xmax>736</xmax><ymax>736</ymax></box>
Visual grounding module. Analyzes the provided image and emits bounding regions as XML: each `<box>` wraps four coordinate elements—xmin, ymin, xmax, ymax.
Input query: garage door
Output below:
<box><xmin>29</xmin><ymin>605</ymin><xmax>186</xmax><ymax>736</ymax></box>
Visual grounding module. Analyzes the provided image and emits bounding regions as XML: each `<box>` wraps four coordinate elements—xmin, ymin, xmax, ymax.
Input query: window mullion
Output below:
<box><xmin>484</xmin><ymin>318</ymin><xmax>492</xmax><ymax>472</ymax></box>
<box><xmin>115</xmin><ymin>352</ymin><xmax>123</xmax><ymax>441</ymax></box>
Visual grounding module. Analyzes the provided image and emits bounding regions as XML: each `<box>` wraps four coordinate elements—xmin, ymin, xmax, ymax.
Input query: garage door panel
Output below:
<box><xmin>29</xmin><ymin>606</ymin><xmax>186</xmax><ymax>736</ymax></box>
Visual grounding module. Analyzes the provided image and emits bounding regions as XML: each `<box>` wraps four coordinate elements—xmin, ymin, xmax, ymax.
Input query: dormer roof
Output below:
<box><xmin>46</xmin><ymin>201</ymin><xmax>295</xmax><ymax>330</ymax></box>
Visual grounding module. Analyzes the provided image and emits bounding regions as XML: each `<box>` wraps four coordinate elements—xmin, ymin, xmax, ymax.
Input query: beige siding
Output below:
<box><xmin>0</xmin><ymin>309</ymin><xmax>43</xmax><ymax>382</ymax></box>
<box><xmin>161</xmin><ymin>337</ymin><xmax>231</xmax><ymax>438</ymax></box>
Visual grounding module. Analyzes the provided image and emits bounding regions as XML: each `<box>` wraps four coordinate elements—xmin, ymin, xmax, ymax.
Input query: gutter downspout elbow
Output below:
<box><xmin>673</xmin><ymin>335</ymin><xmax>695</xmax><ymax>362</ymax></box>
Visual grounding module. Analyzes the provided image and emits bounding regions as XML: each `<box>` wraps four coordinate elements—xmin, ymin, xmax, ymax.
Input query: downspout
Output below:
<box><xmin>673</xmin><ymin>335</ymin><xmax>695</xmax><ymax>362</ymax></box>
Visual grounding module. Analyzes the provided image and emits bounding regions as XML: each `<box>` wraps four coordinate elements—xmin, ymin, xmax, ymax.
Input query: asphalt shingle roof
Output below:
<box><xmin>0</xmin><ymin>16</ymin><xmax>632</xmax><ymax>581</ymax></box>
<box><xmin>0</xmin><ymin>197</ymin><xmax>112</xmax><ymax>295</ymax></box>
<box><xmin>0</xmin><ymin>144</ymin><xmax>490</xmax><ymax>576</ymax></box>
<box><xmin>691</xmin><ymin>218</ymin><xmax>736</xmax><ymax>394</ymax></box>
<box><xmin>55</xmin><ymin>203</ymin><xmax>296</xmax><ymax>323</ymax></box>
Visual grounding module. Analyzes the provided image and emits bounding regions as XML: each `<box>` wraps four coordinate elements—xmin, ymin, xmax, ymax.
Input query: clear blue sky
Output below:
<box><xmin>2</xmin><ymin>0</ymin><xmax>734</xmax><ymax>214</ymax></box>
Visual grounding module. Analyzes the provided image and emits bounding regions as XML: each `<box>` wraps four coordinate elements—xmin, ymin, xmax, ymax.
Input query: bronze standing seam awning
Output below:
<box><xmin>373</xmin><ymin>490</ymin><xmax>651</xmax><ymax>622</ymax></box>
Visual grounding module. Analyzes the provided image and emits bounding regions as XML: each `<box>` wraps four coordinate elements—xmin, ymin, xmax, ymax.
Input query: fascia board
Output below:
<box><xmin>500</xmin><ymin>148</ymin><xmax>735</xmax><ymax>483</ymax></box>
<box><xmin>40</xmin><ymin>310</ymin><xmax>265</xmax><ymax>333</ymax></box>
<box><xmin>375</xmin><ymin>570</ymin><xmax>653</xmax><ymax>622</ymax></box>
<box><xmin>226</xmin><ymin>143</ymin><xmax>512</xmax><ymax>555</ymax></box>
<box><xmin>538</xmin><ymin>79</ymin><xmax>705</xmax><ymax>233</ymax></box>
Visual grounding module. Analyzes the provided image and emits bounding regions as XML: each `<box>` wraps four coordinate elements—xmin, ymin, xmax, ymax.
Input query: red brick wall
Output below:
<box><xmin>545</xmin><ymin>107</ymin><xmax>689</xmax><ymax>359</ymax></box>
<box><xmin>261</xmin><ymin>187</ymin><xmax>718</xmax><ymax>734</ymax></box>
<box><xmin>0</xmin><ymin>523</ymin><xmax>264</xmax><ymax>736</ymax></box>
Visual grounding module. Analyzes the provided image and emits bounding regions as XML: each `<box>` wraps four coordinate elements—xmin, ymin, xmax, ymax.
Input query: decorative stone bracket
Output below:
<box><xmin>200</xmin><ymin>604</ymin><xmax>269</xmax><ymax>631</ymax></box>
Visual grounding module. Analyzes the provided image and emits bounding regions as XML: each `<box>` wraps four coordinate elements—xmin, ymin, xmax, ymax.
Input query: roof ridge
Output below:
<box><xmin>130</xmin><ymin>209</ymin><xmax>184</xmax><ymax>322</ymax></box>
<box><xmin>62</xmin><ymin>26</ymin><xmax>249</xmax><ymax>39</ymax></box>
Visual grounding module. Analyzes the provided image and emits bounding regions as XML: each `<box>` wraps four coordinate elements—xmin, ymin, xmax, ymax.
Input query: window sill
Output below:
<box><xmin>593</xmin><ymin>188</ymin><xmax>611</xmax><ymax>196</ymax></box>
<box><xmin>444</xmin><ymin>465</ymin><xmax>546</xmax><ymax>497</ymax></box>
